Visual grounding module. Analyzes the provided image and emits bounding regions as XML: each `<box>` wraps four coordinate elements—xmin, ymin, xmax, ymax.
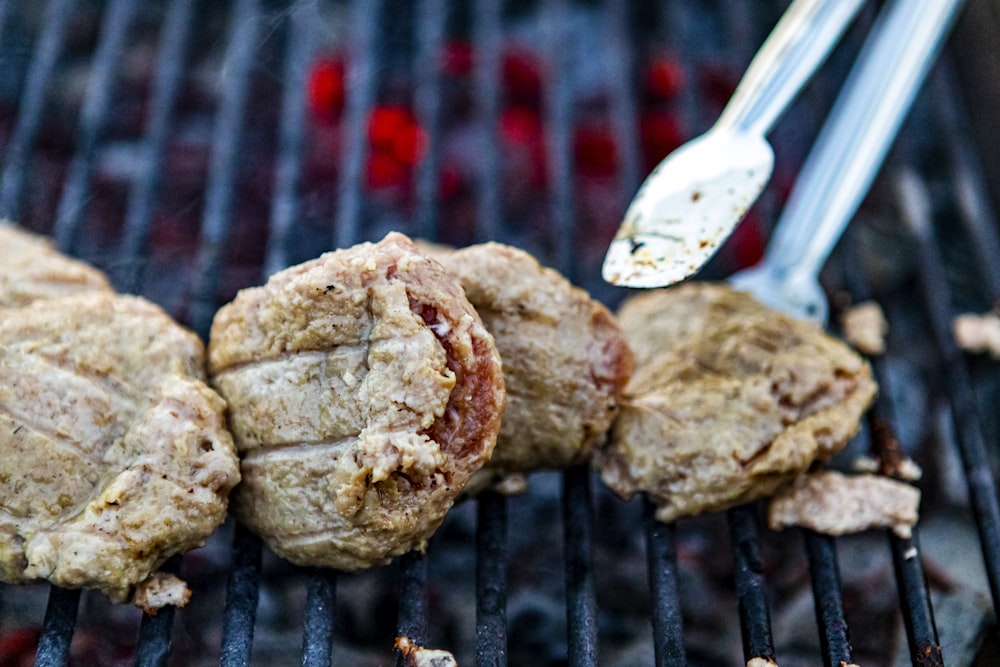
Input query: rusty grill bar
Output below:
<box><xmin>1</xmin><ymin>1</ymin><xmax>999</xmax><ymax>665</ymax></box>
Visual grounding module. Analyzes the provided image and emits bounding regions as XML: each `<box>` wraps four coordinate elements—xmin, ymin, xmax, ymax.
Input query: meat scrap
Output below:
<box><xmin>132</xmin><ymin>572</ymin><xmax>192</xmax><ymax>614</ymax></box>
<box><xmin>395</xmin><ymin>637</ymin><xmax>459</xmax><ymax>667</ymax></box>
<box><xmin>420</xmin><ymin>241</ymin><xmax>633</xmax><ymax>490</ymax></box>
<box><xmin>840</xmin><ymin>300</ymin><xmax>888</xmax><ymax>355</ymax></box>
<box><xmin>953</xmin><ymin>311</ymin><xmax>1000</xmax><ymax>359</ymax></box>
<box><xmin>595</xmin><ymin>283</ymin><xmax>877</xmax><ymax>523</ymax></box>
<box><xmin>209</xmin><ymin>233</ymin><xmax>505</xmax><ymax>571</ymax></box>
<box><xmin>768</xmin><ymin>471</ymin><xmax>920</xmax><ymax>539</ymax></box>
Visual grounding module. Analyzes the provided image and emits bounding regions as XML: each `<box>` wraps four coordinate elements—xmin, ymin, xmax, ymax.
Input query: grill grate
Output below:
<box><xmin>1</xmin><ymin>1</ymin><xmax>999</xmax><ymax>665</ymax></box>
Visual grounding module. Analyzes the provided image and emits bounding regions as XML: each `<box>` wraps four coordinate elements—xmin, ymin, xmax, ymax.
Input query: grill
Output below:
<box><xmin>0</xmin><ymin>1</ymin><xmax>999</xmax><ymax>665</ymax></box>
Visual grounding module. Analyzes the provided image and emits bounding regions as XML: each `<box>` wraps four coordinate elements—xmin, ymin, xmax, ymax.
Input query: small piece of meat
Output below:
<box><xmin>132</xmin><ymin>572</ymin><xmax>192</xmax><ymax>614</ymax></box>
<box><xmin>0</xmin><ymin>222</ymin><xmax>112</xmax><ymax>306</ymax></box>
<box><xmin>208</xmin><ymin>232</ymin><xmax>505</xmax><ymax>571</ymax></box>
<box><xmin>422</xmin><ymin>242</ymin><xmax>633</xmax><ymax>487</ymax></box>
<box><xmin>595</xmin><ymin>283</ymin><xmax>877</xmax><ymax>523</ymax></box>
<box><xmin>0</xmin><ymin>292</ymin><xmax>240</xmax><ymax>602</ymax></box>
<box><xmin>841</xmin><ymin>300</ymin><xmax>888</xmax><ymax>355</ymax></box>
<box><xmin>953</xmin><ymin>311</ymin><xmax>1000</xmax><ymax>358</ymax></box>
<box><xmin>768</xmin><ymin>471</ymin><xmax>920</xmax><ymax>539</ymax></box>
<box><xmin>395</xmin><ymin>637</ymin><xmax>459</xmax><ymax>667</ymax></box>
<box><xmin>852</xmin><ymin>455</ymin><xmax>923</xmax><ymax>482</ymax></box>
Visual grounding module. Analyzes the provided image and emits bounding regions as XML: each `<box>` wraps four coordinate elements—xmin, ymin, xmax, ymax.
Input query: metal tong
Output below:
<box><xmin>730</xmin><ymin>0</ymin><xmax>965</xmax><ymax>322</ymax></box>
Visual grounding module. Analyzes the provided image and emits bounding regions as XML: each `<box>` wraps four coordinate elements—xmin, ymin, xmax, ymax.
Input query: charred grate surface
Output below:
<box><xmin>0</xmin><ymin>0</ymin><xmax>997</xmax><ymax>665</ymax></box>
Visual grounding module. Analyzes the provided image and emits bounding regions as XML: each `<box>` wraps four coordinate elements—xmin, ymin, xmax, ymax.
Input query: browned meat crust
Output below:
<box><xmin>0</xmin><ymin>292</ymin><xmax>240</xmax><ymax>603</ymax></box>
<box><xmin>0</xmin><ymin>222</ymin><xmax>112</xmax><ymax>306</ymax></box>
<box><xmin>594</xmin><ymin>283</ymin><xmax>877</xmax><ymax>523</ymax></box>
<box><xmin>208</xmin><ymin>232</ymin><xmax>505</xmax><ymax>570</ymax></box>
<box><xmin>768</xmin><ymin>471</ymin><xmax>920</xmax><ymax>539</ymax></box>
<box><xmin>425</xmin><ymin>242</ymin><xmax>633</xmax><ymax>483</ymax></box>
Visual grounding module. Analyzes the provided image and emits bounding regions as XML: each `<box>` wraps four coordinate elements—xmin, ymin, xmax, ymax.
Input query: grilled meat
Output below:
<box><xmin>595</xmin><ymin>283</ymin><xmax>877</xmax><ymax>523</ymax></box>
<box><xmin>0</xmin><ymin>292</ymin><xmax>239</xmax><ymax>604</ymax></box>
<box><xmin>208</xmin><ymin>233</ymin><xmax>505</xmax><ymax>570</ymax></box>
<box><xmin>421</xmin><ymin>242</ymin><xmax>633</xmax><ymax>488</ymax></box>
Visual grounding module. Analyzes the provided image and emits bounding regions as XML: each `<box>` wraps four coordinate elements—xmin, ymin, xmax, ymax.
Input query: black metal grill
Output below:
<box><xmin>1</xmin><ymin>1</ymin><xmax>999</xmax><ymax>665</ymax></box>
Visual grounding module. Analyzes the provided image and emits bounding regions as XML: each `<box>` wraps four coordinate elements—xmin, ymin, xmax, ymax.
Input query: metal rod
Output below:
<box><xmin>413</xmin><ymin>0</ymin><xmax>447</xmax><ymax>242</ymax></box>
<box><xmin>134</xmin><ymin>604</ymin><xmax>175</xmax><ymax>667</ymax></box>
<box><xmin>563</xmin><ymin>464</ymin><xmax>598</xmax><ymax>667</ymax></box>
<box><xmin>189</xmin><ymin>0</ymin><xmax>260</xmax><ymax>338</ymax></box>
<box><xmin>889</xmin><ymin>532</ymin><xmax>944</xmax><ymax>666</ymax></box>
<box><xmin>841</xmin><ymin>233</ymin><xmax>943</xmax><ymax>665</ymax></box>
<box><xmin>396</xmin><ymin>551</ymin><xmax>429</xmax><ymax>666</ymax></box>
<box><xmin>0</xmin><ymin>0</ymin><xmax>75</xmax><ymax>221</ymax></box>
<box><xmin>33</xmin><ymin>586</ymin><xmax>80</xmax><ymax>667</ymax></box>
<box><xmin>116</xmin><ymin>0</ymin><xmax>194</xmax><ymax>293</ymax></box>
<box><xmin>265</xmin><ymin>0</ymin><xmax>317</xmax><ymax>278</ymax></box>
<box><xmin>51</xmin><ymin>0</ymin><xmax>137</xmax><ymax>252</ymax></box>
<box><xmin>542</xmin><ymin>0</ymin><xmax>576</xmax><ymax>279</ymax></box>
<box><xmin>473</xmin><ymin>0</ymin><xmax>503</xmax><ymax>243</ymax></box>
<box><xmin>334</xmin><ymin>0</ymin><xmax>381</xmax><ymax>249</ymax></box>
<box><xmin>300</xmin><ymin>569</ymin><xmax>338</xmax><ymax>667</ymax></box>
<box><xmin>931</xmin><ymin>59</ymin><xmax>1000</xmax><ymax>302</ymax></box>
<box><xmin>803</xmin><ymin>532</ymin><xmax>853</xmax><ymax>667</ymax></box>
<box><xmin>476</xmin><ymin>492</ymin><xmax>509</xmax><ymax>667</ymax></box>
<box><xmin>728</xmin><ymin>504</ymin><xmax>776</xmax><ymax>664</ymax></box>
<box><xmin>220</xmin><ymin>523</ymin><xmax>263</xmax><ymax>667</ymax></box>
<box><xmin>606</xmin><ymin>0</ymin><xmax>641</xmax><ymax>202</ymax></box>
<box><xmin>895</xmin><ymin>167</ymin><xmax>1000</xmax><ymax>616</ymax></box>
<box><xmin>643</xmin><ymin>498</ymin><xmax>687</xmax><ymax>667</ymax></box>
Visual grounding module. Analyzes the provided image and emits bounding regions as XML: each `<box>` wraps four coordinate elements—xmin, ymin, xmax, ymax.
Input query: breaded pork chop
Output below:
<box><xmin>208</xmin><ymin>232</ymin><xmax>505</xmax><ymax>570</ymax></box>
<box><xmin>0</xmin><ymin>292</ymin><xmax>240</xmax><ymax>604</ymax></box>
<box><xmin>0</xmin><ymin>222</ymin><xmax>112</xmax><ymax>306</ymax></box>
<box><xmin>595</xmin><ymin>283</ymin><xmax>877</xmax><ymax>523</ymax></box>
<box><xmin>425</xmin><ymin>242</ymin><xmax>633</xmax><ymax>486</ymax></box>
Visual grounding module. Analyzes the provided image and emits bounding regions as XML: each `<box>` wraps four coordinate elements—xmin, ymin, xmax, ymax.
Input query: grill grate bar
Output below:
<box><xmin>135</xmin><ymin>601</ymin><xmax>175</xmax><ymax>667</ymax></box>
<box><xmin>728</xmin><ymin>504</ymin><xmax>776</xmax><ymax>664</ymax></box>
<box><xmin>0</xmin><ymin>0</ymin><xmax>74</xmax><ymax>221</ymax></box>
<box><xmin>0</xmin><ymin>2</ymin><xmax>10</xmax><ymax>46</ymax></box>
<box><xmin>931</xmin><ymin>62</ymin><xmax>1000</xmax><ymax>301</ymax></box>
<box><xmin>51</xmin><ymin>0</ymin><xmax>136</xmax><ymax>253</ymax></box>
<box><xmin>889</xmin><ymin>531</ymin><xmax>943</xmax><ymax>666</ymax></box>
<box><xmin>300</xmin><ymin>569</ymin><xmax>338</xmax><ymax>667</ymax></box>
<box><xmin>33</xmin><ymin>586</ymin><xmax>80</xmax><ymax>667</ymax></box>
<box><xmin>643</xmin><ymin>499</ymin><xmax>687</xmax><ymax>667</ymax></box>
<box><xmin>843</xmin><ymin>233</ymin><xmax>943</xmax><ymax>665</ymax></box>
<box><xmin>264</xmin><ymin>0</ymin><xmax>317</xmax><ymax>279</ymax></box>
<box><xmin>189</xmin><ymin>0</ymin><xmax>261</xmax><ymax>338</ymax></box>
<box><xmin>605</xmin><ymin>0</ymin><xmax>642</xmax><ymax>202</ymax></box>
<box><xmin>562</xmin><ymin>465</ymin><xmax>599</xmax><ymax>667</ymax></box>
<box><xmin>116</xmin><ymin>0</ymin><xmax>194</xmax><ymax>293</ymax></box>
<box><xmin>219</xmin><ymin>522</ymin><xmax>263</xmax><ymax>667</ymax></box>
<box><xmin>542</xmin><ymin>0</ymin><xmax>576</xmax><ymax>279</ymax></box>
<box><xmin>334</xmin><ymin>0</ymin><xmax>381</xmax><ymax>249</ymax></box>
<box><xmin>803</xmin><ymin>532</ymin><xmax>853</xmax><ymax>667</ymax></box>
<box><xmin>476</xmin><ymin>492</ymin><xmax>509</xmax><ymax>667</ymax></box>
<box><xmin>472</xmin><ymin>0</ymin><xmax>502</xmax><ymax>243</ymax></box>
<box><xmin>412</xmin><ymin>0</ymin><xmax>447</xmax><ymax>241</ymax></box>
<box><xmin>396</xmin><ymin>551</ymin><xmax>429</xmax><ymax>663</ymax></box>
<box><xmin>896</xmin><ymin>168</ymin><xmax>1000</xmax><ymax>616</ymax></box>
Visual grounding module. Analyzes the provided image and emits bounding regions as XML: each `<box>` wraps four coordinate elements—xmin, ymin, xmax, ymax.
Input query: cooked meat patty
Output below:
<box><xmin>594</xmin><ymin>283</ymin><xmax>877</xmax><ymax>523</ymax></box>
<box><xmin>208</xmin><ymin>232</ymin><xmax>505</xmax><ymax>570</ymax></box>
<box><xmin>768</xmin><ymin>471</ymin><xmax>920</xmax><ymax>539</ymax></box>
<box><xmin>422</xmin><ymin>242</ymin><xmax>633</xmax><ymax>484</ymax></box>
<box><xmin>0</xmin><ymin>222</ymin><xmax>112</xmax><ymax>306</ymax></box>
<box><xmin>0</xmin><ymin>292</ymin><xmax>240</xmax><ymax>604</ymax></box>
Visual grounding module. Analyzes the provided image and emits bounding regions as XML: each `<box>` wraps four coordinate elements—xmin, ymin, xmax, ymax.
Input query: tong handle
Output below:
<box><xmin>764</xmin><ymin>0</ymin><xmax>964</xmax><ymax>283</ymax></box>
<box><xmin>715</xmin><ymin>0</ymin><xmax>865</xmax><ymax>136</ymax></box>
